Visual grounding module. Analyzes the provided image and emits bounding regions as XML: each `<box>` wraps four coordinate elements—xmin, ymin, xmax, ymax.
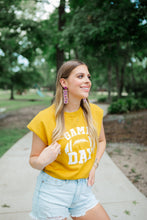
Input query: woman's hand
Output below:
<box><xmin>87</xmin><ymin>122</ymin><xmax>106</xmax><ymax>187</ymax></box>
<box><xmin>88</xmin><ymin>166</ymin><xmax>96</xmax><ymax>186</ymax></box>
<box><xmin>29</xmin><ymin>133</ymin><xmax>61</xmax><ymax>170</ymax></box>
<box><xmin>38</xmin><ymin>142</ymin><xmax>61</xmax><ymax>168</ymax></box>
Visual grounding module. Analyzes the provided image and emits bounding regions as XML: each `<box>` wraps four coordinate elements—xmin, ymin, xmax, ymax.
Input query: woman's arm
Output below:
<box><xmin>29</xmin><ymin>133</ymin><xmax>61</xmax><ymax>170</ymax></box>
<box><xmin>88</xmin><ymin>122</ymin><xmax>106</xmax><ymax>186</ymax></box>
<box><xmin>94</xmin><ymin>122</ymin><xmax>106</xmax><ymax>164</ymax></box>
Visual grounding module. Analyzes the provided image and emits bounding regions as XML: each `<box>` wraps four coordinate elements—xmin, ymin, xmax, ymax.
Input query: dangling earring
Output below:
<box><xmin>63</xmin><ymin>87</ymin><xmax>68</xmax><ymax>104</ymax></box>
<box><xmin>83</xmin><ymin>98</ymin><xmax>87</xmax><ymax>103</ymax></box>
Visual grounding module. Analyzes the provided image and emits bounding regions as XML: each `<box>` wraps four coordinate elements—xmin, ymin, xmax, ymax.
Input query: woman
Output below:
<box><xmin>27</xmin><ymin>60</ymin><xmax>110</xmax><ymax>220</ymax></box>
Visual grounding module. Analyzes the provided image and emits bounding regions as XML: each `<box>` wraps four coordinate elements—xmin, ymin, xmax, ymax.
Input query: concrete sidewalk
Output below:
<box><xmin>0</xmin><ymin>104</ymin><xmax>147</xmax><ymax>220</ymax></box>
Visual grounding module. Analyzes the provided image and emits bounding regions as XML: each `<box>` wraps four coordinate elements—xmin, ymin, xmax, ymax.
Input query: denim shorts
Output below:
<box><xmin>30</xmin><ymin>171</ymin><xmax>99</xmax><ymax>220</ymax></box>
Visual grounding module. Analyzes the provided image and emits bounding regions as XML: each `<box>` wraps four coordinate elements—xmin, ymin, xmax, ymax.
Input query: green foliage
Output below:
<box><xmin>0</xmin><ymin>0</ymin><xmax>44</xmax><ymax>99</ymax></box>
<box><xmin>108</xmin><ymin>97</ymin><xmax>147</xmax><ymax>114</ymax></box>
<box><xmin>98</xmin><ymin>96</ymin><xmax>107</xmax><ymax>103</ymax></box>
<box><xmin>125</xmin><ymin>65</ymin><xmax>147</xmax><ymax>98</ymax></box>
<box><xmin>124</xmin><ymin>210</ymin><xmax>130</xmax><ymax>215</ymax></box>
<box><xmin>108</xmin><ymin>99</ymin><xmax>128</xmax><ymax>114</ymax></box>
<box><xmin>112</xmin><ymin>96</ymin><xmax>119</xmax><ymax>102</ymax></box>
<box><xmin>0</xmin><ymin>0</ymin><xmax>147</xmax><ymax>100</ymax></box>
<box><xmin>125</xmin><ymin>98</ymin><xmax>140</xmax><ymax>111</ymax></box>
<box><xmin>65</xmin><ymin>0</ymin><xmax>147</xmax><ymax>97</ymax></box>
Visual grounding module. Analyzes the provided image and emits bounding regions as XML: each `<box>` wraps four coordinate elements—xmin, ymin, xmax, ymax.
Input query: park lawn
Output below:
<box><xmin>0</xmin><ymin>90</ymin><xmax>53</xmax><ymax>113</ymax></box>
<box><xmin>0</xmin><ymin>90</ymin><xmax>53</xmax><ymax>157</ymax></box>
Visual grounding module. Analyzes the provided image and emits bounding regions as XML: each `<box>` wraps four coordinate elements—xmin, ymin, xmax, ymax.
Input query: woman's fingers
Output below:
<box><xmin>38</xmin><ymin>142</ymin><xmax>61</xmax><ymax>168</ymax></box>
<box><xmin>88</xmin><ymin>176</ymin><xmax>94</xmax><ymax>186</ymax></box>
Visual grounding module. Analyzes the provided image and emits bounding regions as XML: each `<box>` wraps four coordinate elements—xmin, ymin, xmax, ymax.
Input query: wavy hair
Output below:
<box><xmin>52</xmin><ymin>60</ymin><xmax>99</xmax><ymax>148</ymax></box>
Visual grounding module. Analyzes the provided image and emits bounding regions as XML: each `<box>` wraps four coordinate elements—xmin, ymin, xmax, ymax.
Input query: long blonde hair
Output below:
<box><xmin>52</xmin><ymin>60</ymin><xmax>99</xmax><ymax>148</ymax></box>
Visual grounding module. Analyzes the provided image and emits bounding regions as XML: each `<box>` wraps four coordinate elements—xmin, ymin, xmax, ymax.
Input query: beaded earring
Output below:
<box><xmin>83</xmin><ymin>98</ymin><xmax>87</xmax><ymax>103</ymax></box>
<box><xmin>63</xmin><ymin>87</ymin><xmax>68</xmax><ymax>104</ymax></box>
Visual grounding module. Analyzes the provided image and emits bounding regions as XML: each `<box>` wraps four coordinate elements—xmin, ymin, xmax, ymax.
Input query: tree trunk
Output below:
<box><xmin>120</xmin><ymin>50</ymin><xmax>128</xmax><ymax>96</ymax></box>
<box><xmin>107</xmin><ymin>62</ymin><xmax>112</xmax><ymax>102</ymax></box>
<box><xmin>74</xmin><ymin>48</ymin><xmax>79</xmax><ymax>59</ymax></box>
<box><xmin>115</xmin><ymin>64</ymin><xmax>121</xmax><ymax>98</ymax></box>
<box><xmin>120</xmin><ymin>64</ymin><xmax>125</xmax><ymax>97</ymax></box>
<box><xmin>56</xmin><ymin>0</ymin><xmax>65</xmax><ymax>71</ymax></box>
<box><xmin>10</xmin><ymin>84</ymin><xmax>14</xmax><ymax>100</ymax></box>
<box><xmin>56</xmin><ymin>47</ymin><xmax>64</xmax><ymax>71</ymax></box>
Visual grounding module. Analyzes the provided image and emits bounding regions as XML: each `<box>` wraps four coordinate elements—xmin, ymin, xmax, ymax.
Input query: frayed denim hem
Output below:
<box><xmin>71</xmin><ymin>200</ymin><xmax>99</xmax><ymax>218</ymax></box>
<box><xmin>29</xmin><ymin>212</ymin><xmax>69</xmax><ymax>220</ymax></box>
<box><xmin>29</xmin><ymin>213</ymin><xmax>38</xmax><ymax>220</ymax></box>
<box><xmin>29</xmin><ymin>201</ymin><xmax>99</xmax><ymax>219</ymax></box>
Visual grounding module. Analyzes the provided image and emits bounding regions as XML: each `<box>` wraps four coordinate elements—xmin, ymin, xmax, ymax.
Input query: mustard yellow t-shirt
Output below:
<box><xmin>27</xmin><ymin>103</ymin><xmax>103</xmax><ymax>180</ymax></box>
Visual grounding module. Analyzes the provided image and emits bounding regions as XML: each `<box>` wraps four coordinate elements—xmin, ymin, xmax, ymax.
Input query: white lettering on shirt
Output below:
<box><xmin>68</xmin><ymin>152</ymin><xmax>78</xmax><ymax>165</ymax></box>
<box><xmin>73</xmin><ymin>139</ymin><xmax>88</xmax><ymax>145</ymax></box>
<box><xmin>64</xmin><ymin>126</ymin><xmax>94</xmax><ymax>165</ymax></box>
<box><xmin>87</xmin><ymin>148</ymin><xmax>91</xmax><ymax>160</ymax></box>
<box><xmin>76</xmin><ymin>126</ymin><xmax>85</xmax><ymax>135</ymax></box>
<box><xmin>65</xmin><ymin>140</ymin><xmax>72</xmax><ymax>153</ymax></box>
<box><xmin>64</xmin><ymin>132</ymin><xmax>71</xmax><ymax>140</ymax></box>
<box><xmin>79</xmin><ymin>150</ymin><xmax>87</xmax><ymax>164</ymax></box>
<box><xmin>70</xmin><ymin>129</ymin><xmax>77</xmax><ymax>137</ymax></box>
<box><xmin>64</xmin><ymin>127</ymin><xmax>88</xmax><ymax>140</ymax></box>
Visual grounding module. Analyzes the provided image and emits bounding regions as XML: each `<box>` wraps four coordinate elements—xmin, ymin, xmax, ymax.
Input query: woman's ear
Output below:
<box><xmin>60</xmin><ymin>78</ymin><xmax>68</xmax><ymax>88</ymax></box>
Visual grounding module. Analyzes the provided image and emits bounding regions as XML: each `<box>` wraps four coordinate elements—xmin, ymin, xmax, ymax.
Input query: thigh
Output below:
<box><xmin>72</xmin><ymin>203</ymin><xmax>110</xmax><ymax>220</ymax></box>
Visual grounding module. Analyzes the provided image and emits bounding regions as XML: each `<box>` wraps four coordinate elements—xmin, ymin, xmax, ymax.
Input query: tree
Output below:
<box><xmin>56</xmin><ymin>0</ymin><xmax>65</xmax><ymax>71</ymax></box>
<box><xmin>63</xmin><ymin>0</ymin><xmax>147</xmax><ymax>99</ymax></box>
<box><xmin>125</xmin><ymin>60</ymin><xmax>147</xmax><ymax>98</ymax></box>
<box><xmin>0</xmin><ymin>0</ymin><xmax>45</xmax><ymax>99</ymax></box>
<box><xmin>0</xmin><ymin>0</ymin><xmax>22</xmax><ymax>99</ymax></box>
<box><xmin>1</xmin><ymin>0</ymin><xmax>146</xmax><ymax>100</ymax></box>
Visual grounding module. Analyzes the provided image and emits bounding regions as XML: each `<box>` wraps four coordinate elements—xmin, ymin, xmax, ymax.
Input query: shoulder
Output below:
<box><xmin>27</xmin><ymin>104</ymin><xmax>55</xmax><ymax>145</ymax></box>
<box><xmin>38</xmin><ymin>104</ymin><xmax>55</xmax><ymax>119</ymax></box>
<box><xmin>89</xmin><ymin>103</ymin><xmax>103</xmax><ymax>116</ymax></box>
<box><xmin>29</xmin><ymin>104</ymin><xmax>56</xmax><ymax>125</ymax></box>
<box><xmin>27</xmin><ymin>104</ymin><xmax>56</xmax><ymax>132</ymax></box>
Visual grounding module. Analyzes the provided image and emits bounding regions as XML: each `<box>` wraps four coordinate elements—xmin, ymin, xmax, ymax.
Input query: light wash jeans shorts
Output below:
<box><xmin>30</xmin><ymin>171</ymin><xmax>99</xmax><ymax>220</ymax></box>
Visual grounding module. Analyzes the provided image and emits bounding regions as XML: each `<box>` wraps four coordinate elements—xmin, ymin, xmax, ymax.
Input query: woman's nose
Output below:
<box><xmin>84</xmin><ymin>76</ymin><xmax>91</xmax><ymax>83</ymax></box>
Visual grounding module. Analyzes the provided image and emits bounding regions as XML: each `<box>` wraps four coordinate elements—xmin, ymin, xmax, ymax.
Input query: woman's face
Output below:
<box><xmin>61</xmin><ymin>65</ymin><xmax>91</xmax><ymax>102</ymax></box>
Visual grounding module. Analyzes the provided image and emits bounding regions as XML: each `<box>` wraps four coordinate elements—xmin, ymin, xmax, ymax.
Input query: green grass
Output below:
<box><xmin>0</xmin><ymin>90</ymin><xmax>53</xmax><ymax>113</ymax></box>
<box><xmin>0</xmin><ymin>89</ymin><xmax>53</xmax><ymax>157</ymax></box>
<box><xmin>0</xmin><ymin>128</ymin><xmax>28</xmax><ymax>157</ymax></box>
<box><xmin>124</xmin><ymin>210</ymin><xmax>130</xmax><ymax>215</ymax></box>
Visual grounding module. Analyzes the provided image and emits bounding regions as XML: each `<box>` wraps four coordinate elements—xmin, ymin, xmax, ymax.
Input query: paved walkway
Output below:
<box><xmin>0</xmin><ymin>104</ymin><xmax>147</xmax><ymax>220</ymax></box>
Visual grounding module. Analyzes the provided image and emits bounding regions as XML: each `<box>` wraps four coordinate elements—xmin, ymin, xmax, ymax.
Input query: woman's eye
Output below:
<box><xmin>77</xmin><ymin>74</ymin><xmax>91</xmax><ymax>79</ymax></box>
<box><xmin>78</xmin><ymin>75</ymin><xmax>83</xmax><ymax>78</ymax></box>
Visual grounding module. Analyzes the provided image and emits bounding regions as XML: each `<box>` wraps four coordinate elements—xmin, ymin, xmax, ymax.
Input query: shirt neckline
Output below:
<box><xmin>64</xmin><ymin>107</ymin><xmax>82</xmax><ymax>117</ymax></box>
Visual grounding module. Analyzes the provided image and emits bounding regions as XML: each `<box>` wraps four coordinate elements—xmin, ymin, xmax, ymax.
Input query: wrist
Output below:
<box><xmin>93</xmin><ymin>158</ymin><xmax>99</xmax><ymax>169</ymax></box>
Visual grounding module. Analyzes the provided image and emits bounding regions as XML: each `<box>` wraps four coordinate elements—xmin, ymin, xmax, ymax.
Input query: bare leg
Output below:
<box><xmin>72</xmin><ymin>203</ymin><xmax>110</xmax><ymax>220</ymax></box>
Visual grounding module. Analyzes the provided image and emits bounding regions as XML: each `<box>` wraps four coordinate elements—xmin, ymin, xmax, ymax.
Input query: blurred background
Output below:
<box><xmin>0</xmin><ymin>0</ymin><xmax>147</xmax><ymax>196</ymax></box>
